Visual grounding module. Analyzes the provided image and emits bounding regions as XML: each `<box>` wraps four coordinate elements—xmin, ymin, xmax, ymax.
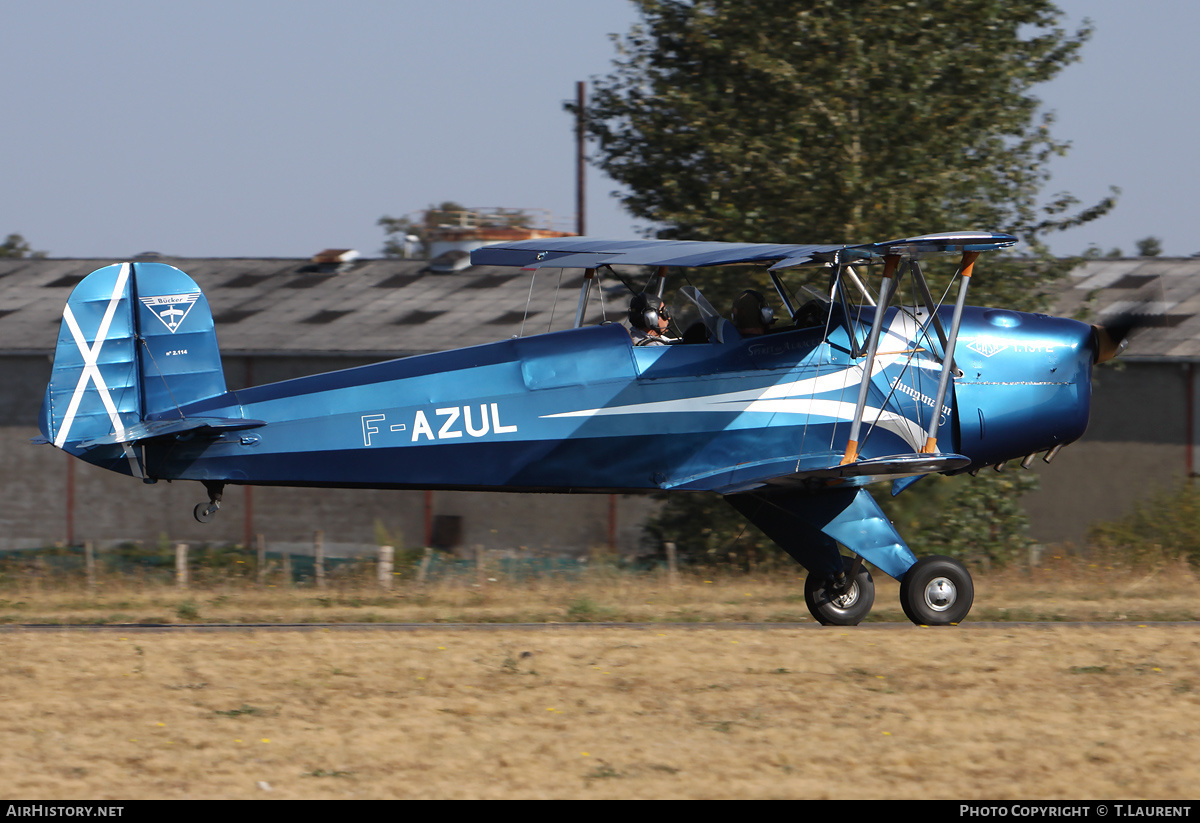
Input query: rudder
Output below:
<box><xmin>39</xmin><ymin>262</ymin><xmax>227</xmax><ymax>457</ymax></box>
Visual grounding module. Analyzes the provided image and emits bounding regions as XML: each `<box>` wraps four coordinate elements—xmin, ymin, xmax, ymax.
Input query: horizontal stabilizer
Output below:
<box><xmin>76</xmin><ymin>416</ymin><xmax>265</xmax><ymax>448</ymax></box>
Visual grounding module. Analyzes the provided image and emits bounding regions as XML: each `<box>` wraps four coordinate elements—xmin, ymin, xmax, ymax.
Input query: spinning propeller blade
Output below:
<box><xmin>1091</xmin><ymin>301</ymin><xmax>1166</xmax><ymax>364</ymax></box>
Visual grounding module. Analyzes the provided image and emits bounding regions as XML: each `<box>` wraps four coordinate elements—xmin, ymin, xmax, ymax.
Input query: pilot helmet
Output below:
<box><xmin>629</xmin><ymin>293</ymin><xmax>670</xmax><ymax>330</ymax></box>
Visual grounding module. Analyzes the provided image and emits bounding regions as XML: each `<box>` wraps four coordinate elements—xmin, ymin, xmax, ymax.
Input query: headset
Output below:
<box><xmin>732</xmin><ymin>290</ymin><xmax>775</xmax><ymax>329</ymax></box>
<box><xmin>628</xmin><ymin>292</ymin><xmax>670</xmax><ymax>331</ymax></box>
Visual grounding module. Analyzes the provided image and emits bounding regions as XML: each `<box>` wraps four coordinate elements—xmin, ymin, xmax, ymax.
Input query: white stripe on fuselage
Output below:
<box><xmin>539</xmin><ymin>311</ymin><xmax>943</xmax><ymax>450</ymax></box>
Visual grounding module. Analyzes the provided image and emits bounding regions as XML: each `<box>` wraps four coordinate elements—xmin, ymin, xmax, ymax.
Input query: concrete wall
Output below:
<box><xmin>1022</xmin><ymin>361</ymin><xmax>1191</xmax><ymax>546</ymax></box>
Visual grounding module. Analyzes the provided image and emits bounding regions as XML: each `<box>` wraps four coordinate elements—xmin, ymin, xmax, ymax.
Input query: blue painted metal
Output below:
<box><xmin>729</xmin><ymin>488</ymin><xmax>918</xmax><ymax>580</ymax></box>
<box><xmin>471</xmin><ymin>231</ymin><xmax>1017</xmax><ymax>272</ymax></box>
<box><xmin>36</xmin><ymin>234</ymin><xmax>1098</xmax><ymax>590</ymax></box>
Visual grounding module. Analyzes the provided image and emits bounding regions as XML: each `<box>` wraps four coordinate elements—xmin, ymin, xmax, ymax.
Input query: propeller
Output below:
<box><xmin>1090</xmin><ymin>303</ymin><xmax>1165</xmax><ymax>364</ymax></box>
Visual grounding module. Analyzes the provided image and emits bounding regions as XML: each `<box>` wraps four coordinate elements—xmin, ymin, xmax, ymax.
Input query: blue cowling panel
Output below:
<box><xmin>952</xmin><ymin>308</ymin><xmax>1096</xmax><ymax>470</ymax></box>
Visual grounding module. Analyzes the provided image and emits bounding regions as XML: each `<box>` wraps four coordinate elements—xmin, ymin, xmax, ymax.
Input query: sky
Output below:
<box><xmin>2</xmin><ymin>0</ymin><xmax>1196</xmax><ymax>260</ymax></box>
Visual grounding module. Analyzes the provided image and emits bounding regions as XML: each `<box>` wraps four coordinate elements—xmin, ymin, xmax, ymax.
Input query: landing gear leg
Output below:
<box><xmin>193</xmin><ymin>481</ymin><xmax>225</xmax><ymax>523</ymax></box>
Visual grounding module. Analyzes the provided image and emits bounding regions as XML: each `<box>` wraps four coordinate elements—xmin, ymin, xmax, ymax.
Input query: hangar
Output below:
<box><xmin>1026</xmin><ymin>256</ymin><xmax>1200</xmax><ymax>545</ymax></box>
<box><xmin>1</xmin><ymin>251</ymin><xmax>1194</xmax><ymax>554</ymax></box>
<box><xmin>0</xmin><ymin>252</ymin><xmax>654</xmax><ymax>557</ymax></box>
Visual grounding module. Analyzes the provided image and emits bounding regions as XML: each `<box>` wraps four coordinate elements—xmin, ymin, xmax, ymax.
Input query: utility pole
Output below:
<box><xmin>576</xmin><ymin>80</ymin><xmax>586</xmax><ymax>237</ymax></box>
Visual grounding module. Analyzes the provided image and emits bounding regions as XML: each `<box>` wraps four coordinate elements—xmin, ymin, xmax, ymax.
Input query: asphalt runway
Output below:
<box><xmin>4</xmin><ymin>620</ymin><xmax>1197</xmax><ymax>632</ymax></box>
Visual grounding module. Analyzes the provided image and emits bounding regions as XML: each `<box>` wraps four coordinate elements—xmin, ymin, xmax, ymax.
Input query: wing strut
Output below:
<box><xmin>842</xmin><ymin>265</ymin><xmax>877</xmax><ymax>307</ymax></box>
<box><xmin>651</xmin><ymin>266</ymin><xmax>668</xmax><ymax>298</ymax></box>
<box><xmin>573</xmin><ymin>268</ymin><xmax>597</xmax><ymax>328</ymax></box>
<box><xmin>768</xmin><ymin>270</ymin><xmax>798</xmax><ymax>321</ymax></box>
<box><xmin>920</xmin><ymin>251</ymin><xmax>977</xmax><ymax>453</ymax></box>
<box><xmin>840</xmin><ymin>253</ymin><xmax>901</xmax><ymax>465</ymax></box>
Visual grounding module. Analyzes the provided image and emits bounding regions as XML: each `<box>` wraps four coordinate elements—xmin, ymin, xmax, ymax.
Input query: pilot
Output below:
<box><xmin>627</xmin><ymin>293</ymin><xmax>677</xmax><ymax>346</ymax></box>
<box><xmin>731</xmin><ymin>289</ymin><xmax>775</xmax><ymax>336</ymax></box>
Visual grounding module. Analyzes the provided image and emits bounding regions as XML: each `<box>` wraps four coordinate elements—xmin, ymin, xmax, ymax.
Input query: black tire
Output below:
<box><xmin>899</xmin><ymin>556</ymin><xmax>974</xmax><ymax>625</ymax></box>
<box><xmin>194</xmin><ymin>502</ymin><xmax>214</xmax><ymax>523</ymax></box>
<box><xmin>804</xmin><ymin>556</ymin><xmax>875</xmax><ymax>626</ymax></box>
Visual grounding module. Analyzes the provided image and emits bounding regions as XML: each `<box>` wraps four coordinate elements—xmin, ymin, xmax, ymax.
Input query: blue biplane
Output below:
<box><xmin>36</xmin><ymin>231</ymin><xmax>1122</xmax><ymax>625</ymax></box>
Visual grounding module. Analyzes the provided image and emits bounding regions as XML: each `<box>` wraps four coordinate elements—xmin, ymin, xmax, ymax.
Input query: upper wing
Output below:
<box><xmin>470</xmin><ymin>231</ymin><xmax>1017</xmax><ymax>271</ymax></box>
<box><xmin>469</xmin><ymin>237</ymin><xmax>842</xmax><ymax>271</ymax></box>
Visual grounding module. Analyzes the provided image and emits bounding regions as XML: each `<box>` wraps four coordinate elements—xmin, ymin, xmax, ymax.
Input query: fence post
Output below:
<box><xmin>175</xmin><ymin>542</ymin><xmax>189</xmax><ymax>590</ymax></box>
<box><xmin>666</xmin><ymin>541</ymin><xmax>678</xmax><ymax>587</ymax></box>
<box><xmin>475</xmin><ymin>544</ymin><xmax>485</xmax><ymax>587</ymax></box>
<box><xmin>416</xmin><ymin>546</ymin><xmax>433</xmax><ymax>585</ymax></box>
<box><xmin>84</xmin><ymin>540</ymin><xmax>96</xmax><ymax>590</ymax></box>
<box><xmin>256</xmin><ymin>533</ymin><xmax>266</xmax><ymax>586</ymax></box>
<box><xmin>314</xmin><ymin>530</ymin><xmax>326</xmax><ymax>589</ymax></box>
<box><xmin>378</xmin><ymin>545</ymin><xmax>394</xmax><ymax>590</ymax></box>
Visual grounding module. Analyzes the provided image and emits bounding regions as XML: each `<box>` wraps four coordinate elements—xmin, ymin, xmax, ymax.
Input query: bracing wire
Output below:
<box><xmin>793</xmin><ymin>264</ymin><xmax>842</xmax><ymax>471</ymax></box>
<box><xmin>858</xmin><ymin>260</ymin><xmax>960</xmax><ymax>454</ymax></box>
<box><xmin>597</xmin><ymin>269</ymin><xmax>608</xmax><ymax>322</ymax></box>
<box><xmin>520</xmin><ymin>268</ymin><xmax>536</xmax><ymax>338</ymax></box>
<box><xmin>859</xmin><ymin>263</ymin><xmax>929</xmax><ymax>449</ymax></box>
<box><xmin>828</xmin><ymin>261</ymin><xmax>875</xmax><ymax>454</ymax></box>
<box><xmin>545</xmin><ymin>267</ymin><xmax>566</xmax><ymax>333</ymax></box>
<box><xmin>138</xmin><ymin>338</ymin><xmax>186</xmax><ymax>420</ymax></box>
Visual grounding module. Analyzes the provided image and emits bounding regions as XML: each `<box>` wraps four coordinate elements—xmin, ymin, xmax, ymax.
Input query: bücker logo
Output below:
<box><xmin>140</xmin><ymin>293</ymin><xmax>200</xmax><ymax>333</ymax></box>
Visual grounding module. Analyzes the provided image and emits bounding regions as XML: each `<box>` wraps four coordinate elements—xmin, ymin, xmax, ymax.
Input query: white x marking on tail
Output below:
<box><xmin>53</xmin><ymin>264</ymin><xmax>132</xmax><ymax>449</ymax></box>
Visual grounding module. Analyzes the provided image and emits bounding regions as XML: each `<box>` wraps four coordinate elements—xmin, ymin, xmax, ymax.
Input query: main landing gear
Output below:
<box><xmin>803</xmin><ymin>554</ymin><xmax>973</xmax><ymax>626</ymax></box>
<box><xmin>805</xmin><ymin>555</ymin><xmax>875</xmax><ymax>626</ymax></box>
<box><xmin>899</xmin><ymin>555</ymin><xmax>974</xmax><ymax>625</ymax></box>
<box><xmin>193</xmin><ymin>481</ymin><xmax>225</xmax><ymax>523</ymax></box>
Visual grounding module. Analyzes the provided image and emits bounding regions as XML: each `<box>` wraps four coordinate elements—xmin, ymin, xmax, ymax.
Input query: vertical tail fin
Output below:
<box><xmin>39</xmin><ymin>263</ymin><xmax>227</xmax><ymax>463</ymax></box>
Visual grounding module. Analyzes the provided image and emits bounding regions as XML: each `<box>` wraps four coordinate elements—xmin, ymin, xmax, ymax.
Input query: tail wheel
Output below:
<box><xmin>193</xmin><ymin>502</ymin><xmax>219</xmax><ymax>523</ymax></box>
<box><xmin>804</xmin><ymin>556</ymin><xmax>874</xmax><ymax>626</ymax></box>
<box><xmin>900</xmin><ymin>556</ymin><xmax>974</xmax><ymax>625</ymax></box>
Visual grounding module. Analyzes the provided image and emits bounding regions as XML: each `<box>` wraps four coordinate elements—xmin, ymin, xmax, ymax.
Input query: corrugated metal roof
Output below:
<box><xmin>0</xmin><ymin>257</ymin><xmax>597</xmax><ymax>357</ymax></box>
<box><xmin>1049</xmin><ymin>257</ymin><xmax>1200</xmax><ymax>360</ymax></box>
<box><xmin>7</xmin><ymin>255</ymin><xmax>1200</xmax><ymax>361</ymax></box>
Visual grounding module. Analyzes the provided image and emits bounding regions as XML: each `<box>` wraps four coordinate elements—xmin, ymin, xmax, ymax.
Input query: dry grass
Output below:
<box><xmin>0</xmin><ymin>559</ymin><xmax>1198</xmax><ymax>798</ymax></box>
<box><xmin>2</xmin><ymin>624</ymin><xmax>1198</xmax><ymax>799</ymax></box>
<box><xmin>1</xmin><ymin>555</ymin><xmax>1199</xmax><ymax>625</ymax></box>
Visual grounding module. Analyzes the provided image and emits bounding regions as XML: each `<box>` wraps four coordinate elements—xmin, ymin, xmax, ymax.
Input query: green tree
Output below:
<box><xmin>1088</xmin><ymin>481</ymin><xmax>1200</xmax><ymax>568</ymax></box>
<box><xmin>0</xmin><ymin>233</ymin><xmax>46</xmax><ymax>258</ymax></box>
<box><xmin>1136</xmin><ymin>236</ymin><xmax>1162</xmax><ymax>257</ymax></box>
<box><xmin>581</xmin><ymin>0</ymin><xmax>1115</xmax><ymax>310</ymax></box>
<box><xmin>584</xmin><ymin>1</ymin><xmax>1116</xmax><ymax>568</ymax></box>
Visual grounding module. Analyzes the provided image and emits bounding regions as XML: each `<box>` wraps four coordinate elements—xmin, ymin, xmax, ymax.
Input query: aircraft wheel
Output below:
<box><xmin>193</xmin><ymin>502</ymin><xmax>217</xmax><ymax>523</ymax></box>
<box><xmin>900</xmin><ymin>556</ymin><xmax>974</xmax><ymax>625</ymax></box>
<box><xmin>804</xmin><ymin>557</ymin><xmax>874</xmax><ymax>626</ymax></box>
